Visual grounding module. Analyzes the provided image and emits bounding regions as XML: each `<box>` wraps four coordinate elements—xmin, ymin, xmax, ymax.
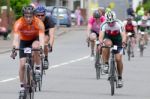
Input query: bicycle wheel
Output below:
<box><xmin>109</xmin><ymin>60</ymin><xmax>115</xmax><ymax>96</ymax></box>
<box><xmin>127</xmin><ymin>41</ymin><xmax>131</xmax><ymax>61</ymax></box>
<box><xmin>95</xmin><ymin>48</ymin><xmax>101</xmax><ymax>79</ymax></box>
<box><xmin>140</xmin><ymin>45</ymin><xmax>144</xmax><ymax>57</ymax></box>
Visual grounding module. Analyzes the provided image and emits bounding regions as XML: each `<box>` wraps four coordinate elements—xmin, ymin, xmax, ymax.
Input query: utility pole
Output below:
<box><xmin>56</xmin><ymin>0</ymin><xmax>60</xmax><ymax>28</ymax></box>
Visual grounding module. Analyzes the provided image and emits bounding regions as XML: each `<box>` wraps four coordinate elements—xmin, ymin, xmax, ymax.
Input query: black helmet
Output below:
<box><xmin>93</xmin><ymin>10</ymin><xmax>100</xmax><ymax>18</ymax></box>
<box><xmin>22</xmin><ymin>5</ymin><xmax>34</xmax><ymax>15</ymax></box>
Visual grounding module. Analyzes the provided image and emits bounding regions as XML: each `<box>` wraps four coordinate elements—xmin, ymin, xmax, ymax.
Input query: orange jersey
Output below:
<box><xmin>13</xmin><ymin>16</ymin><xmax>45</xmax><ymax>41</ymax></box>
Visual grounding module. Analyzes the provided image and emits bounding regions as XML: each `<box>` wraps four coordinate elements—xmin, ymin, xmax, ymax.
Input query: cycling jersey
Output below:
<box><xmin>123</xmin><ymin>20</ymin><xmax>137</xmax><ymax>32</ymax></box>
<box><xmin>100</xmin><ymin>19</ymin><xmax>124</xmax><ymax>45</ymax></box>
<box><xmin>137</xmin><ymin>20</ymin><xmax>148</xmax><ymax>32</ymax></box>
<box><xmin>13</xmin><ymin>16</ymin><xmax>45</xmax><ymax>41</ymax></box>
<box><xmin>44</xmin><ymin>16</ymin><xmax>55</xmax><ymax>35</ymax></box>
<box><xmin>88</xmin><ymin>16</ymin><xmax>105</xmax><ymax>34</ymax></box>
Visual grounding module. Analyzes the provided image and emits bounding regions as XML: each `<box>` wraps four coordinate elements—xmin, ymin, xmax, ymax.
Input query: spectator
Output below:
<box><xmin>75</xmin><ymin>6</ymin><xmax>82</xmax><ymax>26</ymax></box>
<box><xmin>127</xmin><ymin>5</ymin><xmax>135</xmax><ymax>17</ymax></box>
<box><xmin>0</xmin><ymin>18</ymin><xmax>8</xmax><ymax>40</ymax></box>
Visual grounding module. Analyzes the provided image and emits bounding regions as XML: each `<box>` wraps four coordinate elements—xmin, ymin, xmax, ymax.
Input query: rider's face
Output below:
<box><xmin>108</xmin><ymin>21</ymin><xmax>115</xmax><ymax>27</ymax></box>
<box><xmin>24</xmin><ymin>14</ymin><xmax>34</xmax><ymax>24</ymax></box>
<box><xmin>36</xmin><ymin>13</ymin><xmax>45</xmax><ymax>21</ymax></box>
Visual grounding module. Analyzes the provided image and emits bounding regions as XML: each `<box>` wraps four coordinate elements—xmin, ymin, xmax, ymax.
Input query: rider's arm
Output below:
<box><xmin>38</xmin><ymin>20</ymin><xmax>45</xmax><ymax>49</ymax></box>
<box><xmin>120</xmin><ymin>26</ymin><xmax>127</xmax><ymax>43</ymax></box>
<box><xmin>48</xmin><ymin>17</ymin><xmax>55</xmax><ymax>47</ymax></box>
<box><xmin>99</xmin><ymin>23</ymin><xmax>105</xmax><ymax>43</ymax></box>
<box><xmin>12</xmin><ymin>21</ymin><xmax>20</xmax><ymax>48</ymax></box>
<box><xmin>49</xmin><ymin>27</ymin><xmax>55</xmax><ymax>47</ymax></box>
<box><xmin>12</xmin><ymin>33</ymin><xmax>19</xmax><ymax>48</ymax></box>
<box><xmin>87</xmin><ymin>17</ymin><xmax>93</xmax><ymax>37</ymax></box>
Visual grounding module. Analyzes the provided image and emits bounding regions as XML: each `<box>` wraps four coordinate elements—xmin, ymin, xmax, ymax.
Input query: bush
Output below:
<box><xmin>10</xmin><ymin>0</ymin><xmax>31</xmax><ymax>19</ymax></box>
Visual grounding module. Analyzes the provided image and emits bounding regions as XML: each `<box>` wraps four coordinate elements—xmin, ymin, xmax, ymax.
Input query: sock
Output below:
<box><xmin>118</xmin><ymin>76</ymin><xmax>122</xmax><ymax>80</ymax></box>
<box><xmin>105</xmin><ymin>62</ymin><xmax>109</xmax><ymax>65</ymax></box>
<box><xmin>45</xmin><ymin>56</ymin><xmax>48</xmax><ymax>59</ymax></box>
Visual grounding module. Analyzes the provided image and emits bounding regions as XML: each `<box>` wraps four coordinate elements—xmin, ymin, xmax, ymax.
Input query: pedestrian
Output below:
<box><xmin>75</xmin><ymin>6</ymin><xmax>82</xmax><ymax>26</ymax></box>
<box><xmin>0</xmin><ymin>18</ymin><xmax>7</xmax><ymax>40</ymax></box>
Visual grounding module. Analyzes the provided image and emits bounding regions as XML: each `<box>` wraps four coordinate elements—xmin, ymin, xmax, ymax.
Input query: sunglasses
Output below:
<box><xmin>36</xmin><ymin>14</ymin><xmax>45</xmax><ymax>17</ymax></box>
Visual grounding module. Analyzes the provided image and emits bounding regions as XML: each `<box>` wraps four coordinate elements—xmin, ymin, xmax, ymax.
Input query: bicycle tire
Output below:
<box><xmin>140</xmin><ymin>45</ymin><xmax>144</xmax><ymax>57</ymax></box>
<box><xmin>127</xmin><ymin>41</ymin><xmax>131</xmax><ymax>61</ymax></box>
<box><xmin>95</xmin><ymin>47</ymin><xmax>101</xmax><ymax>79</ymax></box>
<box><xmin>109</xmin><ymin>60</ymin><xmax>115</xmax><ymax>96</ymax></box>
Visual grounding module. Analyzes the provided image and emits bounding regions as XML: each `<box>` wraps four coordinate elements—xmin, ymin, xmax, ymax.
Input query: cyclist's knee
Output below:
<box><xmin>103</xmin><ymin>39</ymin><xmax>112</xmax><ymax>47</ymax></box>
<box><xmin>32</xmin><ymin>41</ymin><xmax>40</xmax><ymax>49</ymax></box>
<box><xmin>89</xmin><ymin>33</ymin><xmax>97</xmax><ymax>41</ymax></box>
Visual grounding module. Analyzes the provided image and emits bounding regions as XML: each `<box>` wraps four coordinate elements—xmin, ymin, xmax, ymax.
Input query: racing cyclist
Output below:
<box><xmin>99</xmin><ymin>11</ymin><xmax>127</xmax><ymax>87</ymax></box>
<box><xmin>35</xmin><ymin>6</ymin><xmax>55</xmax><ymax>69</ymax></box>
<box><xmin>87</xmin><ymin>10</ymin><xmax>105</xmax><ymax>59</ymax></box>
<box><xmin>137</xmin><ymin>16</ymin><xmax>149</xmax><ymax>46</ymax></box>
<box><xmin>123</xmin><ymin>15</ymin><xmax>137</xmax><ymax>57</ymax></box>
<box><xmin>11</xmin><ymin>5</ymin><xmax>45</xmax><ymax>93</ymax></box>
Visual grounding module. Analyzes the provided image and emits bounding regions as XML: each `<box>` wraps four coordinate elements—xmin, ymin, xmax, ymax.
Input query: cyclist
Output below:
<box><xmin>99</xmin><ymin>11</ymin><xmax>126</xmax><ymax>87</ymax></box>
<box><xmin>137</xmin><ymin>16</ymin><xmax>149</xmax><ymax>46</ymax></box>
<box><xmin>123</xmin><ymin>15</ymin><xmax>137</xmax><ymax>57</ymax></box>
<box><xmin>11</xmin><ymin>5</ymin><xmax>45</xmax><ymax>93</ymax></box>
<box><xmin>87</xmin><ymin>10</ymin><xmax>105</xmax><ymax>59</ymax></box>
<box><xmin>35</xmin><ymin>6</ymin><xmax>55</xmax><ymax>69</ymax></box>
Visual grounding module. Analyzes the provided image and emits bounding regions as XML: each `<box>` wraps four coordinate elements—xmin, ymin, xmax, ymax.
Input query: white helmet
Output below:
<box><xmin>105</xmin><ymin>11</ymin><xmax>116</xmax><ymax>22</ymax></box>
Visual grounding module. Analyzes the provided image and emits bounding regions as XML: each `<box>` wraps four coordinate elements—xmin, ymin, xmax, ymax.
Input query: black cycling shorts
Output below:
<box><xmin>90</xmin><ymin>30</ymin><xmax>99</xmax><ymax>37</ymax></box>
<box><xmin>19</xmin><ymin>38</ymin><xmax>39</xmax><ymax>58</ymax></box>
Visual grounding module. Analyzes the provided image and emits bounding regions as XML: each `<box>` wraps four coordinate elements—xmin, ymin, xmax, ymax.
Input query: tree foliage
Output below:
<box><xmin>10</xmin><ymin>0</ymin><xmax>31</xmax><ymax>19</ymax></box>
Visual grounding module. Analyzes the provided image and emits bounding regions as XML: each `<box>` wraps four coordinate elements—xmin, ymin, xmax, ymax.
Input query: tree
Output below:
<box><xmin>10</xmin><ymin>0</ymin><xmax>31</xmax><ymax>19</ymax></box>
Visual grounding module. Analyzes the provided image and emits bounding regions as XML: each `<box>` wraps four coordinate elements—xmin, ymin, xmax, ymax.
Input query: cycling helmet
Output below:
<box><xmin>105</xmin><ymin>11</ymin><xmax>116</xmax><ymax>22</ymax></box>
<box><xmin>22</xmin><ymin>5</ymin><xmax>34</xmax><ymax>15</ymax></box>
<box><xmin>93</xmin><ymin>10</ymin><xmax>100</xmax><ymax>18</ymax></box>
<box><xmin>35</xmin><ymin>6</ymin><xmax>46</xmax><ymax>14</ymax></box>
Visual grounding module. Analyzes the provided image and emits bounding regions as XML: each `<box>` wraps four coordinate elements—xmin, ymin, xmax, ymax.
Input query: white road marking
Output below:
<box><xmin>0</xmin><ymin>55</ymin><xmax>90</xmax><ymax>83</ymax></box>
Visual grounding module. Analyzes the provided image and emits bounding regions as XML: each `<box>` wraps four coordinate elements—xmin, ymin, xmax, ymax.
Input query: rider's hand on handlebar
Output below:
<box><xmin>10</xmin><ymin>47</ymin><xmax>17</xmax><ymax>59</ymax></box>
<box><xmin>48</xmin><ymin>44</ymin><xmax>52</xmax><ymax>52</ymax></box>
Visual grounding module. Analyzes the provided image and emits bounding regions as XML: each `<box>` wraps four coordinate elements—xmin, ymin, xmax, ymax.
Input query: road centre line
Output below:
<box><xmin>0</xmin><ymin>55</ymin><xmax>90</xmax><ymax>83</ymax></box>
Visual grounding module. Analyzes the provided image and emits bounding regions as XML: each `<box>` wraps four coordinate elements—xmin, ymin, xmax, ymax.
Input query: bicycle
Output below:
<box><xmin>94</xmin><ymin>40</ymin><xmax>106</xmax><ymax>79</ymax></box>
<box><xmin>101</xmin><ymin>45</ymin><xmax>125</xmax><ymax>96</ymax></box>
<box><xmin>139</xmin><ymin>32</ymin><xmax>145</xmax><ymax>57</ymax></box>
<box><xmin>12</xmin><ymin>47</ymin><xmax>42</xmax><ymax>99</ymax></box>
<box><xmin>126</xmin><ymin>32</ymin><xmax>132</xmax><ymax>61</ymax></box>
<box><xmin>34</xmin><ymin>48</ymin><xmax>44</xmax><ymax>92</ymax></box>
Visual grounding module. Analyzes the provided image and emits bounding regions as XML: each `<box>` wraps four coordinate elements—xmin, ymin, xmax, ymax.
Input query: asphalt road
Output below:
<box><xmin>0</xmin><ymin>28</ymin><xmax>150</xmax><ymax>99</ymax></box>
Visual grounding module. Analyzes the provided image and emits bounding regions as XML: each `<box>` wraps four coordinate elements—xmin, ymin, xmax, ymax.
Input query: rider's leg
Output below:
<box><xmin>102</xmin><ymin>39</ymin><xmax>112</xmax><ymax>73</ymax></box>
<box><xmin>19</xmin><ymin>58</ymin><xmax>26</xmax><ymax>90</ymax></box>
<box><xmin>115</xmin><ymin>53</ymin><xmax>123</xmax><ymax>78</ymax></box>
<box><xmin>43</xmin><ymin>35</ymin><xmax>49</xmax><ymax>69</ymax></box>
<box><xmin>89</xmin><ymin>33</ymin><xmax>97</xmax><ymax>57</ymax></box>
<box><xmin>32</xmin><ymin>41</ymin><xmax>41</xmax><ymax>75</ymax></box>
<box><xmin>131</xmin><ymin>36</ymin><xmax>136</xmax><ymax>57</ymax></box>
<box><xmin>115</xmin><ymin>53</ymin><xmax>123</xmax><ymax>87</ymax></box>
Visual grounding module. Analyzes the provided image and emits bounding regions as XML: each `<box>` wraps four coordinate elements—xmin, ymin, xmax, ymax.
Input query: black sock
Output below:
<box><xmin>105</xmin><ymin>62</ymin><xmax>109</xmax><ymax>65</ymax></box>
<box><xmin>118</xmin><ymin>76</ymin><xmax>122</xmax><ymax>80</ymax></box>
<box><xmin>20</xmin><ymin>84</ymin><xmax>24</xmax><ymax>87</ymax></box>
<box><xmin>45</xmin><ymin>56</ymin><xmax>48</xmax><ymax>60</ymax></box>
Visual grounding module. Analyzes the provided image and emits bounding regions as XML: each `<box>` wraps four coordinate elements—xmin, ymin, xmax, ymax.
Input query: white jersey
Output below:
<box><xmin>100</xmin><ymin>19</ymin><xmax>125</xmax><ymax>35</ymax></box>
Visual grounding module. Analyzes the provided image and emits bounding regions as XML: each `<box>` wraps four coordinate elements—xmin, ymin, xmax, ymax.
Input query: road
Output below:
<box><xmin>0</xmin><ymin>27</ymin><xmax>150</xmax><ymax>99</ymax></box>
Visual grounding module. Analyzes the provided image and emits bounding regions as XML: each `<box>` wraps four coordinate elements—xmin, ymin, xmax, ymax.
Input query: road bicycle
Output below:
<box><xmin>101</xmin><ymin>45</ymin><xmax>125</xmax><ymax>96</ymax></box>
<box><xmin>94</xmin><ymin>40</ymin><xmax>106</xmax><ymax>79</ymax></box>
<box><xmin>12</xmin><ymin>47</ymin><xmax>43</xmax><ymax>99</ymax></box>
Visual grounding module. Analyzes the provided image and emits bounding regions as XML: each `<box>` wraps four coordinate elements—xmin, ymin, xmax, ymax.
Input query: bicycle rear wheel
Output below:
<box><xmin>95</xmin><ymin>48</ymin><xmax>101</xmax><ymax>79</ymax></box>
<box><xmin>127</xmin><ymin>41</ymin><xmax>131</xmax><ymax>61</ymax></box>
<box><xmin>140</xmin><ymin>45</ymin><xmax>144</xmax><ymax>57</ymax></box>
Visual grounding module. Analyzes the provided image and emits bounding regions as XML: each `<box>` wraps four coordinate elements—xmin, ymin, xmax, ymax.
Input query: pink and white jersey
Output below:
<box><xmin>88</xmin><ymin>16</ymin><xmax>106</xmax><ymax>33</ymax></box>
